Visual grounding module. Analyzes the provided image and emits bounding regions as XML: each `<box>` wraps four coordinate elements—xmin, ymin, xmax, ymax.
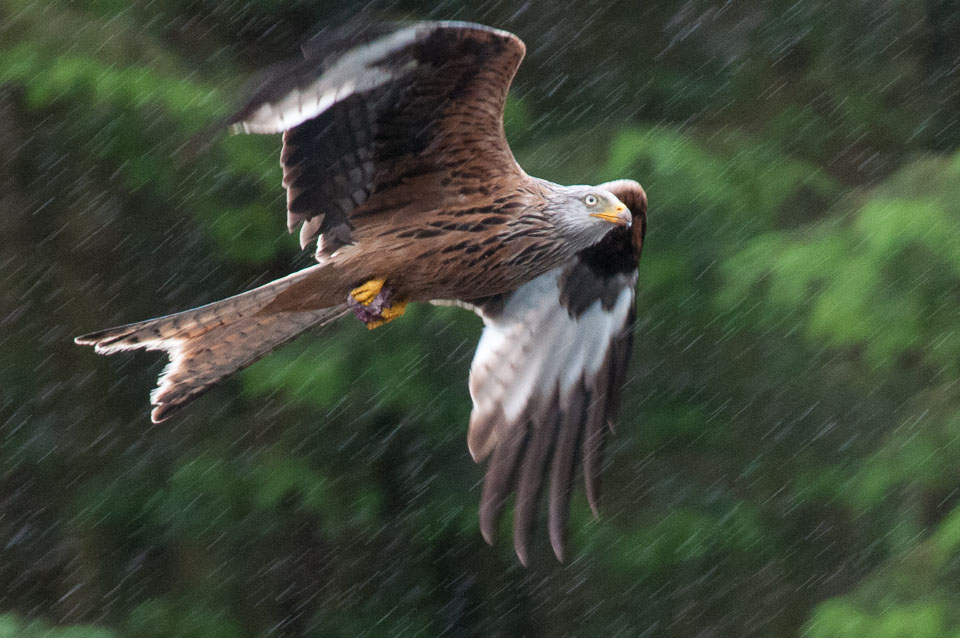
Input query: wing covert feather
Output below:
<box><xmin>227</xmin><ymin>22</ymin><xmax>527</xmax><ymax>258</ymax></box>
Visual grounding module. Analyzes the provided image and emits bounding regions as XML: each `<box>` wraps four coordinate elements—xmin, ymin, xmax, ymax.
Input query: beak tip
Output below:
<box><xmin>590</xmin><ymin>207</ymin><xmax>632</xmax><ymax>227</ymax></box>
<box><xmin>614</xmin><ymin>203</ymin><xmax>630</xmax><ymax>226</ymax></box>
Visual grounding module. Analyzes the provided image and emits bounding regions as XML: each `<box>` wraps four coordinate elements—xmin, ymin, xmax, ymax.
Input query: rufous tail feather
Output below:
<box><xmin>75</xmin><ymin>263</ymin><xmax>348</xmax><ymax>422</ymax></box>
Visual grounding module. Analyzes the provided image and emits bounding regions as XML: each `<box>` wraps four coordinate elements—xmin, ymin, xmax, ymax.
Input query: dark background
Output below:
<box><xmin>2</xmin><ymin>0</ymin><xmax>960</xmax><ymax>635</ymax></box>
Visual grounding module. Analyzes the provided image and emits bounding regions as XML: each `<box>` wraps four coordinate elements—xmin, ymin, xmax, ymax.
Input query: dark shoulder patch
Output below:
<box><xmin>559</xmin><ymin>227</ymin><xmax>638</xmax><ymax>317</ymax></box>
<box><xmin>560</xmin><ymin>178</ymin><xmax>647</xmax><ymax>317</ymax></box>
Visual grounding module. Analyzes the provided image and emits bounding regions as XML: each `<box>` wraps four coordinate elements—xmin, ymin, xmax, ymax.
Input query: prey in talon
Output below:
<box><xmin>347</xmin><ymin>278</ymin><xmax>408</xmax><ymax>329</ymax></box>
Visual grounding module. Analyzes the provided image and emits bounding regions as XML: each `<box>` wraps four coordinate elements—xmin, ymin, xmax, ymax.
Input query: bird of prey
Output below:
<box><xmin>76</xmin><ymin>21</ymin><xmax>647</xmax><ymax>564</ymax></box>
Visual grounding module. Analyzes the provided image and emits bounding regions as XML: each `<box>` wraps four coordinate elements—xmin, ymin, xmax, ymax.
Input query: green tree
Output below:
<box><xmin>3</xmin><ymin>0</ymin><xmax>960</xmax><ymax>635</ymax></box>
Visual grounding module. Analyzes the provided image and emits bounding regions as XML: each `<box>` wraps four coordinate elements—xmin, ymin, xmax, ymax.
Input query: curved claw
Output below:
<box><xmin>350</xmin><ymin>278</ymin><xmax>386</xmax><ymax>305</ymax></box>
<box><xmin>366</xmin><ymin>300</ymin><xmax>408</xmax><ymax>330</ymax></box>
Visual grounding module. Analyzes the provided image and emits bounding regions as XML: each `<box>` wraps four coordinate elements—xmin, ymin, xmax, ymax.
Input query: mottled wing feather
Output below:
<box><xmin>226</xmin><ymin>21</ymin><xmax>527</xmax><ymax>258</ymax></box>
<box><xmin>466</xmin><ymin>179</ymin><xmax>647</xmax><ymax>564</ymax></box>
<box><xmin>467</xmin><ymin>266</ymin><xmax>637</xmax><ymax>564</ymax></box>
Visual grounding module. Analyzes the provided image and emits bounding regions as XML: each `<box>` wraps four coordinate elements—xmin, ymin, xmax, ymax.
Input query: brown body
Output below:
<box><xmin>262</xmin><ymin>181</ymin><xmax>566</xmax><ymax>313</ymax></box>
<box><xmin>75</xmin><ymin>22</ymin><xmax>649</xmax><ymax>564</ymax></box>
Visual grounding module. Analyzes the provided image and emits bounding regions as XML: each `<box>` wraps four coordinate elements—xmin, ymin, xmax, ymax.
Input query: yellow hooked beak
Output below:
<box><xmin>590</xmin><ymin>203</ymin><xmax>631</xmax><ymax>227</ymax></box>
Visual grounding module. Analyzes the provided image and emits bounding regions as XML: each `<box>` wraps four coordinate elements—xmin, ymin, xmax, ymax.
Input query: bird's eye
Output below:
<box><xmin>584</xmin><ymin>194</ymin><xmax>599</xmax><ymax>207</ymax></box>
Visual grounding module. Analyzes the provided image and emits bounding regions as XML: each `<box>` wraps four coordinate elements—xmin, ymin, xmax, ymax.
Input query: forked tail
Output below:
<box><xmin>75</xmin><ymin>264</ymin><xmax>349</xmax><ymax>422</ymax></box>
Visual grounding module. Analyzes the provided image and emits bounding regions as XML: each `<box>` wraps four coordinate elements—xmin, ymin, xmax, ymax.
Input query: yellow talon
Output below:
<box><xmin>350</xmin><ymin>278</ymin><xmax>385</xmax><ymax>306</ymax></box>
<box><xmin>366</xmin><ymin>300</ymin><xmax>408</xmax><ymax>330</ymax></box>
<box><xmin>382</xmin><ymin>300</ymin><xmax>407</xmax><ymax>320</ymax></box>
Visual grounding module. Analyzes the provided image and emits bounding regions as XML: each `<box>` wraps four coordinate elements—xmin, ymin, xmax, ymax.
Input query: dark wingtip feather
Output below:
<box><xmin>582</xmin><ymin>406</ymin><xmax>605</xmax><ymax>520</ymax></box>
<box><xmin>548</xmin><ymin>385</ymin><xmax>589</xmax><ymax>562</ymax></box>
<box><xmin>549</xmin><ymin>531</ymin><xmax>566</xmax><ymax>563</ymax></box>
<box><xmin>480</xmin><ymin>517</ymin><xmax>497</xmax><ymax>547</ymax></box>
<box><xmin>515</xmin><ymin>541</ymin><xmax>529</xmax><ymax>567</ymax></box>
<box><xmin>549</xmin><ymin>504</ymin><xmax>568</xmax><ymax>561</ymax></box>
<box><xmin>479</xmin><ymin>426</ymin><xmax>528</xmax><ymax>549</ymax></box>
<box><xmin>512</xmin><ymin>399</ymin><xmax>561</xmax><ymax>566</ymax></box>
<box><xmin>548</xmin><ymin>492</ymin><xmax>569</xmax><ymax>560</ymax></box>
<box><xmin>478</xmin><ymin>488</ymin><xmax>503</xmax><ymax>547</ymax></box>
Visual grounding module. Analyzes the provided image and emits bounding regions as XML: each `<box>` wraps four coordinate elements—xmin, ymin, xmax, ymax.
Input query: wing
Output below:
<box><xmin>468</xmin><ymin>264</ymin><xmax>636</xmax><ymax>565</ymax></box>
<box><xmin>465</xmin><ymin>179</ymin><xmax>647</xmax><ymax>564</ymax></box>
<box><xmin>225</xmin><ymin>21</ymin><xmax>527</xmax><ymax>258</ymax></box>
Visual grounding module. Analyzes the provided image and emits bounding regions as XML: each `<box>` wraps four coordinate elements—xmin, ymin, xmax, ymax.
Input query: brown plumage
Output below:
<box><xmin>76</xmin><ymin>21</ymin><xmax>648</xmax><ymax>564</ymax></box>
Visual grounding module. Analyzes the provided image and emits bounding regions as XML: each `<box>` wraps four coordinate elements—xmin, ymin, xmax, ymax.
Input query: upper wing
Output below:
<box><xmin>226</xmin><ymin>21</ymin><xmax>527</xmax><ymax>258</ymax></box>
<box><xmin>465</xmin><ymin>179</ymin><xmax>647</xmax><ymax>564</ymax></box>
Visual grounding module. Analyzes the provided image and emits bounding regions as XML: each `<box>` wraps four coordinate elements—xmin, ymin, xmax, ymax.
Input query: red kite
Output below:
<box><xmin>76</xmin><ymin>21</ymin><xmax>647</xmax><ymax>564</ymax></box>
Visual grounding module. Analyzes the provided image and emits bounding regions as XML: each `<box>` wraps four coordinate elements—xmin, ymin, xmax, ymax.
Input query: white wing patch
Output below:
<box><xmin>230</xmin><ymin>21</ymin><xmax>520</xmax><ymax>135</ymax></box>
<box><xmin>467</xmin><ymin>268</ymin><xmax>634</xmax><ymax>462</ymax></box>
<box><xmin>232</xmin><ymin>27</ymin><xmax>421</xmax><ymax>134</ymax></box>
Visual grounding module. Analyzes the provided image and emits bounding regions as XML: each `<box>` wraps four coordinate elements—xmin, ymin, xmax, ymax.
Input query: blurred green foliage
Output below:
<box><xmin>0</xmin><ymin>613</ymin><xmax>117</xmax><ymax>638</ymax></box>
<box><xmin>2</xmin><ymin>0</ymin><xmax>960</xmax><ymax>635</ymax></box>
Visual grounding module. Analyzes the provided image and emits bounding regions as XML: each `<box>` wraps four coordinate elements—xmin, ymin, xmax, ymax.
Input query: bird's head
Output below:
<box><xmin>551</xmin><ymin>184</ymin><xmax>633</xmax><ymax>251</ymax></box>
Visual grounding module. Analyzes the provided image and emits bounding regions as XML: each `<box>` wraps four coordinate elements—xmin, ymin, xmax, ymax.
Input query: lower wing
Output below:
<box><xmin>464</xmin><ymin>258</ymin><xmax>637</xmax><ymax>564</ymax></box>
